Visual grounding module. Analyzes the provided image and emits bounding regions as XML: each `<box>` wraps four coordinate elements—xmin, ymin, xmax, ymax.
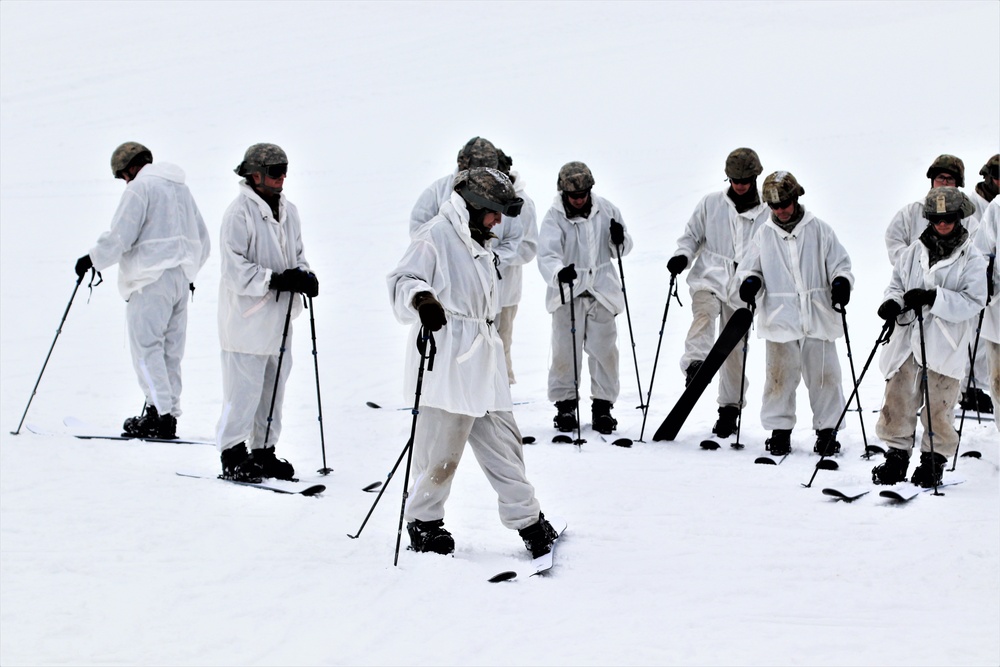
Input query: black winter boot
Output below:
<box><xmin>910</xmin><ymin>451</ymin><xmax>947</xmax><ymax>488</ymax></box>
<box><xmin>712</xmin><ymin>405</ymin><xmax>740</xmax><ymax>438</ymax></box>
<box><xmin>765</xmin><ymin>429</ymin><xmax>792</xmax><ymax>456</ymax></box>
<box><xmin>407</xmin><ymin>519</ymin><xmax>455</xmax><ymax>555</ymax></box>
<box><xmin>960</xmin><ymin>388</ymin><xmax>994</xmax><ymax>414</ymax></box>
<box><xmin>591</xmin><ymin>399</ymin><xmax>617</xmax><ymax>434</ymax></box>
<box><xmin>871</xmin><ymin>447</ymin><xmax>909</xmax><ymax>485</ymax></box>
<box><xmin>250</xmin><ymin>446</ymin><xmax>296</xmax><ymax>480</ymax></box>
<box><xmin>553</xmin><ymin>399</ymin><xmax>578</xmax><ymax>432</ymax></box>
<box><xmin>122</xmin><ymin>404</ymin><xmax>159</xmax><ymax>438</ymax></box>
<box><xmin>220</xmin><ymin>442</ymin><xmax>263</xmax><ymax>483</ymax></box>
<box><xmin>518</xmin><ymin>512</ymin><xmax>558</xmax><ymax>558</ymax></box>
<box><xmin>685</xmin><ymin>360</ymin><xmax>704</xmax><ymax>387</ymax></box>
<box><xmin>814</xmin><ymin>429</ymin><xmax>841</xmax><ymax>456</ymax></box>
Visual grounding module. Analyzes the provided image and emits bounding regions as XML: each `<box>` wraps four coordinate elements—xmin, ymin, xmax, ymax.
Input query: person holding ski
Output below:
<box><xmin>215</xmin><ymin>143</ymin><xmax>319</xmax><ymax>483</ymax></box>
<box><xmin>387</xmin><ymin>167</ymin><xmax>557</xmax><ymax>559</ymax></box>
<box><xmin>736</xmin><ymin>171</ymin><xmax>853</xmax><ymax>457</ymax></box>
<box><xmin>667</xmin><ymin>147</ymin><xmax>770</xmax><ymax>439</ymax></box>
<box><xmin>884</xmin><ymin>154</ymin><xmax>991</xmax><ymax>413</ymax></box>
<box><xmin>872</xmin><ymin>187</ymin><xmax>988</xmax><ymax>485</ymax></box>
<box><xmin>493</xmin><ymin>148</ymin><xmax>538</xmax><ymax>384</ymax></box>
<box><xmin>74</xmin><ymin>142</ymin><xmax>210</xmax><ymax>440</ymax></box>
<box><xmin>537</xmin><ymin>161</ymin><xmax>633</xmax><ymax>435</ymax></box>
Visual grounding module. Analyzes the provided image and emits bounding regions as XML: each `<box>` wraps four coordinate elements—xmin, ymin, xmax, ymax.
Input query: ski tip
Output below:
<box><xmin>552</xmin><ymin>434</ymin><xmax>573</xmax><ymax>444</ymax></box>
<box><xmin>522</xmin><ymin>436</ymin><xmax>536</xmax><ymax>445</ymax></box>
<box><xmin>488</xmin><ymin>570</ymin><xmax>517</xmax><ymax>583</ymax></box>
<box><xmin>362</xmin><ymin>481</ymin><xmax>382</xmax><ymax>493</ymax></box>
<box><xmin>960</xmin><ymin>451</ymin><xmax>982</xmax><ymax>459</ymax></box>
<box><xmin>816</xmin><ymin>459</ymin><xmax>839</xmax><ymax>471</ymax></box>
<box><xmin>699</xmin><ymin>439</ymin><xmax>720</xmax><ymax>450</ymax></box>
<box><xmin>301</xmin><ymin>485</ymin><xmax>326</xmax><ymax>496</ymax></box>
<box><xmin>365</xmin><ymin>401</ymin><xmax>382</xmax><ymax>409</ymax></box>
<box><xmin>611</xmin><ymin>437</ymin><xmax>633</xmax><ymax>448</ymax></box>
<box><xmin>866</xmin><ymin>444</ymin><xmax>886</xmax><ymax>455</ymax></box>
<box><xmin>754</xmin><ymin>456</ymin><xmax>777</xmax><ymax>465</ymax></box>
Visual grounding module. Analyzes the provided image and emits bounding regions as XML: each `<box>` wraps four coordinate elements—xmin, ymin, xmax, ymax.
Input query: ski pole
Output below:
<box><xmin>801</xmin><ymin>318</ymin><xmax>893</xmax><ymax>488</ymax></box>
<box><xmin>733</xmin><ymin>325</ymin><xmax>752</xmax><ymax>450</ymax></box>
<box><xmin>613</xmin><ymin>232</ymin><xmax>645</xmax><ymax>420</ymax></box>
<box><xmin>953</xmin><ymin>308</ymin><xmax>985</xmax><ymax>470</ymax></box>
<box><xmin>11</xmin><ymin>274</ymin><xmax>86</xmax><ymax>435</ymax></box>
<box><xmin>307</xmin><ymin>297</ymin><xmax>332</xmax><ymax>475</ymax></box>
<box><xmin>915</xmin><ymin>307</ymin><xmax>943</xmax><ymax>496</ymax></box>
<box><xmin>559</xmin><ymin>278</ymin><xmax>585</xmax><ymax>447</ymax></box>
<box><xmin>834</xmin><ymin>304</ymin><xmax>871</xmax><ymax>457</ymax></box>
<box><xmin>638</xmin><ymin>273</ymin><xmax>682</xmax><ymax>442</ymax></box>
<box><xmin>262</xmin><ymin>293</ymin><xmax>295</xmax><ymax>447</ymax></box>
<box><xmin>346</xmin><ymin>329</ymin><xmax>435</xmax><ymax>563</ymax></box>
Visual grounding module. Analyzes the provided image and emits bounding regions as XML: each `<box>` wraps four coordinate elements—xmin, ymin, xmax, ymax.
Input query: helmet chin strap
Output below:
<box><xmin>253</xmin><ymin>170</ymin><xmax>283</xmax><ymax>196</ymax></box>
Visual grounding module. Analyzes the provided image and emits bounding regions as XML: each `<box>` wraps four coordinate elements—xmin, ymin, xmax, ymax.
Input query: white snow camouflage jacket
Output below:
<box><xmin>973</xmin><ymin>199</ymin><xmax>999</xmax><ymax>344</ymax></box>
<box><xmin>671</xmin><ymin>189</ymin><xmax>769</xmax><ymax>301</ymax></box>
<box><xmin>89</xmin><ymin>162</ymin><xmax>210</xmax><ymax>300</ymax></box>
<box><xmin>536</xmin><ymin>193</ymin><xmax>633</xmax><ymax>315</ymax></box>
<box><xmin>388</xmin><ymin>192</ymin><xmax>512</xmax><ymax>417</ymax></box>
<box><xmin>736</xmin><ymin>210</ymin><xmax>854</xmax><ymax>343</ymax></box>
<box><xmin>879</xmin><ymin>233</ymin><xmax>987</xmax><ymax>380</ymax></box>
<box><xmin>492</xmin><ymin>172</ymin><xmax>538</xmax><ymax>307</ymax></box>
<box><xmin>217</xmin><ymin>182</ymin><xmax>310</xmax><ymax>355</ymax></box>
<box><xmin>409</xmin><ymin>172</ymin><xmax>454</xmax><ymax>236</ymax></box>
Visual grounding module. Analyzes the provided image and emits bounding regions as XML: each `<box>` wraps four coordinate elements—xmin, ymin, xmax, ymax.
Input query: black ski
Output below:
<box><xmin>879</xmin><ymin>480</ymin><xmax>964</xmax><ymax>503</ymax></box>
<box><xmin>76</xmin><ymin>433</ymin><xmax>212</xmax><ymax>446</ymax></box>
<box><xmin>488</xmin><ymin>517</ymin><xmax>567</xmax><ymax>582</ymax></box>
<box><xmin>653</xmin><ymin>308</ymin><xmax>753</xmax><ymax>441</ymax></box>
<box><xmin>822</xmin><ymin>487</ymin><xmax>870</xmax><ymax>502</ymax></box>
<box><xmin>176</xmin><ymin>472</ymin><xmax>326</xmax><ymax>496</ymax></box>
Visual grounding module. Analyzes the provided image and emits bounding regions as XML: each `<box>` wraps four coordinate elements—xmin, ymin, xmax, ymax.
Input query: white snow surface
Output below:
<box><xmin>1</xmin><ymin>2</ymin><xmax>998</xmax><ymax>665</ymax></box>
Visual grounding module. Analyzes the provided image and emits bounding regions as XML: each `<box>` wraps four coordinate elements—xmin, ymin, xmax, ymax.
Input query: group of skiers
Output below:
<box><xmin>73</xmin><ymin>138</ymin><xmax>998</xmax><ymax>560</ymax></box>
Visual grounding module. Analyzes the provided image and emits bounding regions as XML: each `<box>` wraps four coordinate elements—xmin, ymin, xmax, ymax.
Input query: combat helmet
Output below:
<box><xmin>980</xmin><ymin>154</ymin><xmax>999</xmax><ymax>180</ymax></box>
<box><xmin>926</xmin><ymin>154</ymin><xmax>965</xmax><ymax>187</ymax></box>
<box><xmin>456</xmin><ymin>137</ymin><xmax>498</xmax><ymax>171</ymax></box>
<box><xmin>761</xmin><ymin>171</ymin><xmax>805</xmax><ymax>204</ymax></box>
<box><xmin>924</xmin><ymin>186</ymin><xmax>976</xmax><ymax>221</ymax></box>
<box><xmin>454</xmin><ymin>167</ymin><xmax>523</xmax><ymax>217</ymax></box>
<box><xmin>235</xmin><ymin>143</ymin><xmax>288</xmax><ymax>177</ymax></box>
<box><xmin>557</xmin><ymin>161</ymin><xmax>595</xmax><ymax>193</ymax></box>
<box><xmin>111</xmin><ymin>142</ymin><xmax>152</xmax><ymax>179</ymax></box>
<box><xmin>725</xmin><ymin>148</ymin><xmax>763</xmax><ymax>180</ymax></box>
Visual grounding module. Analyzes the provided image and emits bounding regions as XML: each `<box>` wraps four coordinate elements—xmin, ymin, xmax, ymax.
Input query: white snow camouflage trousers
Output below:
<box><xmin>547</xmin><ymin>294</ymin><xmax>619</xmax><ymax>403</ymax></box>
<box><xmin>761</xmin><ymin>338</ymin><xmax>846</xmax><ymax>431</ymax></box>
<box><xmin>497</xmin><ymin>304</ymin><xmax>518</xmax><ymax>385</ymax></box>
<box><xmin>680</xmin><ymin>290</ymin><xmax>748</xmax><ymax>407</ymax></box>
<box><xmin>404</xmin><ymin>407</ymin><xmax>541</xmax><ymax>530</ymax></box>
<box><xmin>126</xmin><ymin>266</ymin><xmax>189</xmax><ymax>417</ymax></box>
<box><xmin>987</xmin><ymin>340</ymin><xmax>1000</xmax><ymax>433</ymax></box>
<box><xmin>215</xmin><ymin>342</ymin><xmax>293</xmax><ymax>452</ymax></box>
<box><xmin>876</xmin><ymin>354</ymin><xmax>962</xmax><ymax>455</ymax></box>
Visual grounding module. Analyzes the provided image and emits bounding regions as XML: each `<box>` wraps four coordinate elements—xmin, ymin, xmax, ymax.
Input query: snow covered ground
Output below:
<box><xmin>1</xmin><ymin>1</ymin><xmax>998</xmax><ymax>665</ymax></box>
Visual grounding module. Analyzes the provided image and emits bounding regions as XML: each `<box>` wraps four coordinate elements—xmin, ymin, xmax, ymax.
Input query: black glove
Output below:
<box><xmin>877</xmin><ymin>299</ymin><xmax>902</xmax><ymax>321</ymax></box>
<box><xmin>557</xmin><ymin>264</ymin><xmax>577</xmax><ymax>284</ymax></box>
<box><xmin>739</xmin><ymin>276</ymin><xmax>762</xmax><ymax>305</ymax></box>
<box><xmin>903</xmin><ymin>288</ymin><xmax>937</xmax><ymax>310</ymax></box>
<box><xmin>301</xmin><ymin>272</ymin><xmax>319</xmax><ymax>298</ymax></box>
<box><xmin>412</xmin><ymin>291</ymin><xmax>446</xmax><ymax>331</ymax></box>
<box><xmin>75</xmin><ymin>254</ymin><xmax>93</xmax><ymax>278</ymax></box>
<box><xmin>610</xmin><ymin>219</ymin><xmax>625</xmax><ymax>246</ymax></box>
<box><xmin>667</xmin><ymin>255</ymin><xmax>688</xmax><ymax>276</ymax></box>
<box><xmin>831</xmin><ymin>277</ymin><xmax>851</xmax><ymax>308</ymax></box>
<box><xmin>269</xmin><ymin>269</ymin><xmax>296</xmax><ymax>292</ymax></box>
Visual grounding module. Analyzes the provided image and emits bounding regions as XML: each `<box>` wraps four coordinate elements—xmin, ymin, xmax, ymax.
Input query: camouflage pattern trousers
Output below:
<box><xmin>876</xmin><ymin>354</ymin><xmax>961</xmax><ymax>456</ymax></box>
<box><xmin>403</xmin><ymin>407</ymin><xmax>541</xmax><ymax>531</ymax></box>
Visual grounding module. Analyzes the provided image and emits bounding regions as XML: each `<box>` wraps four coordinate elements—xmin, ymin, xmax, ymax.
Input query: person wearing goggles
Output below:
<box><xmin>536</xmin><ymin>161</ymin><xmax>633</xmax><ymax>436</ymax></box>
<box><xmin>666</xmin><ymin>148</ymin><xmax>770</xmax><ymax>440</ymax></box>
<box><xmin>215</xmin><ymin>143</ymin><xmax>318</xmax><ymax>484</ymax></box>
<box><xmin>74</xmin><ymin>142</ymin><xmax>211</xmax><ymax>442</ymax></box>
<box><xmin>873</xmin><ymin>187</ymin><xmax>988</xmax><ymax>486</ymax></box>
<box><xmin>735</xmin><ymin>170</ymin><xmax>854</xmax><ymax>459</ymax></box>
<box><xmin>387</xmin><ymin>166</ymin><xmax>557</xmax><ymax>560</ymax></box>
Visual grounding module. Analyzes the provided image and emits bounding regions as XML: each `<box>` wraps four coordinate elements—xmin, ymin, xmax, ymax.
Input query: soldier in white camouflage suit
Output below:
<box><xmin>667</xmin><ymin>148</ymin><xmax>769</xmax><ymax>439</ymax></box>
<box><xmin>872</xmin><ymin>188</ymin><xmax>988</xmax><ymax>486</ymax></box>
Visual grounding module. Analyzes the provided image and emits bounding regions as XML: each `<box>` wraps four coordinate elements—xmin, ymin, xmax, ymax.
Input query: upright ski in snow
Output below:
<box><xmin>653</xmin><ymin>308</ymin><xmax>753</xmax><ymax>441</ymax></box>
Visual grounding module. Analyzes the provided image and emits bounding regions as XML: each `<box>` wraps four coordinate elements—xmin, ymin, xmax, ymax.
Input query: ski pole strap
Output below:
<box><xmin>85</xmin><ymin>268</ymin><xmax>103</xmax><ymax>303</ymax></box>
